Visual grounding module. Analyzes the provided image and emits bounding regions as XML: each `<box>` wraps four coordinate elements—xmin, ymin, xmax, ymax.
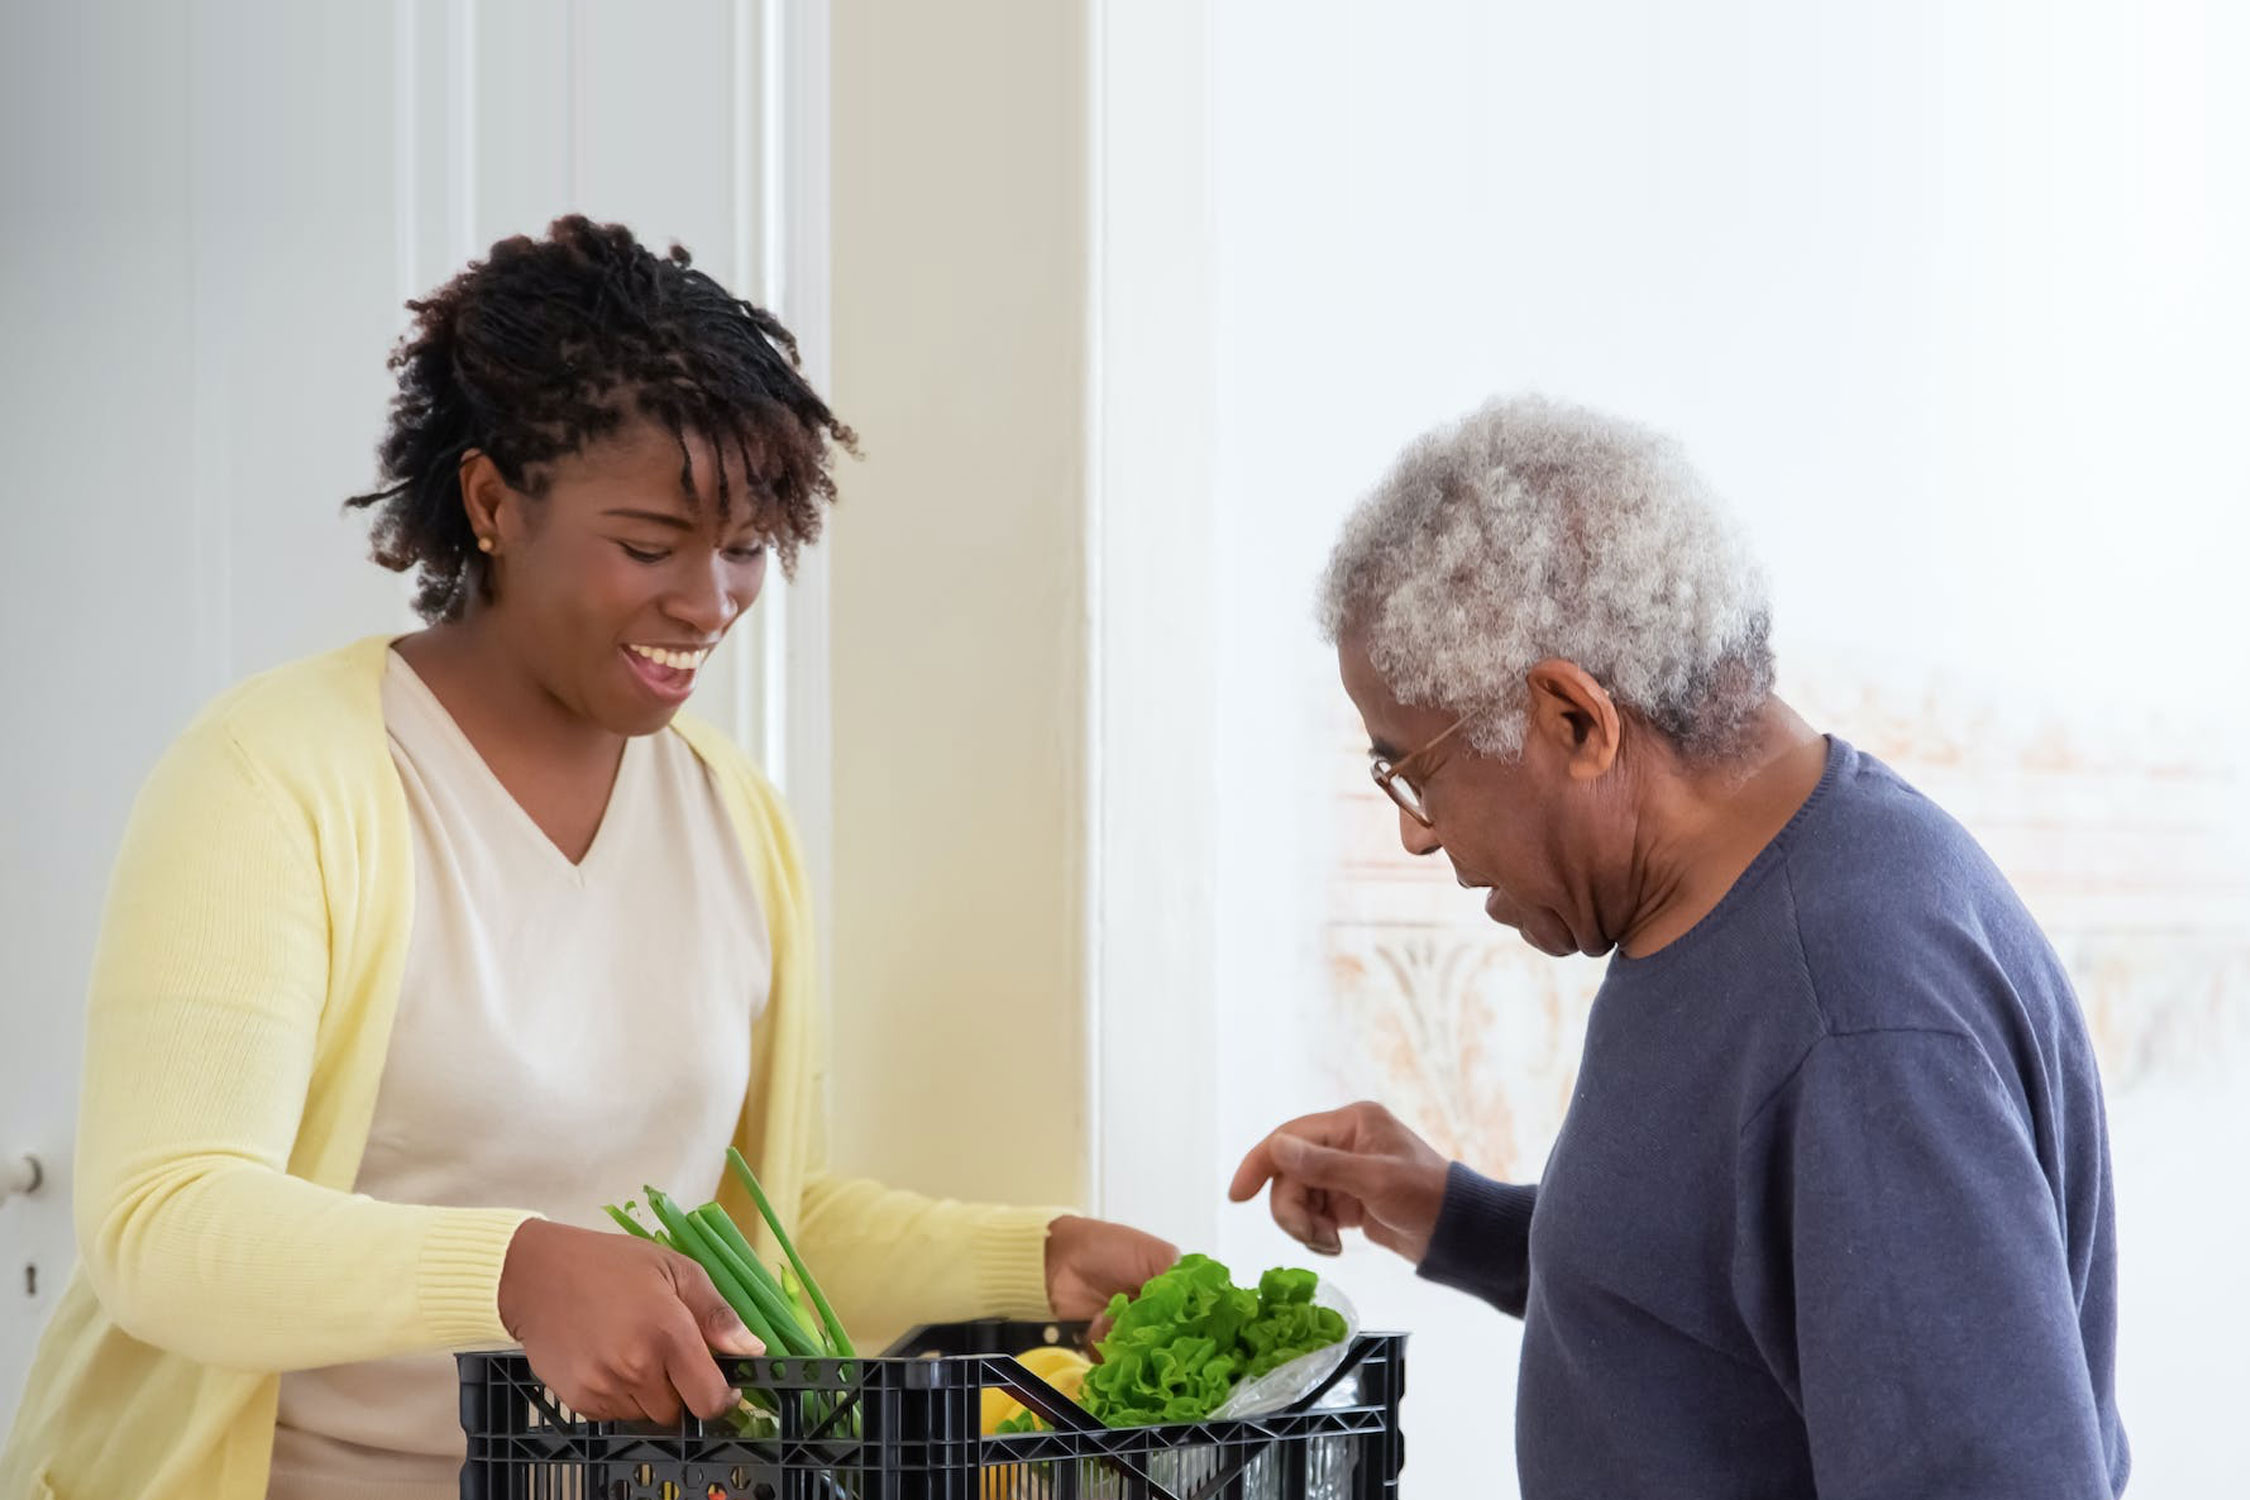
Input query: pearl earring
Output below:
<box><xmin>477</xmin><ymin>536</ymin><xmax>495</xmax><ymax>554</ymax></box>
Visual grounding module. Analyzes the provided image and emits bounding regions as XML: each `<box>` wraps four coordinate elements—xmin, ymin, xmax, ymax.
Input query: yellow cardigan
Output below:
<box><xmin>1</xmin><ymin>637</ymin><xmax>1060</xmax><ymax>1500</ymax></box>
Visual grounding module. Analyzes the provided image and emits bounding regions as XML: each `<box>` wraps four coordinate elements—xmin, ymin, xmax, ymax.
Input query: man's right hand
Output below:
<box><xmin>497</xmin><ymin>1219</ymin><xmax>764</xmax><ymax>1425</ymax></box>
<box><xmin>1228</xmin><ymin>1101</ymin><xmax>1452</xmax><ymax>1264</ymax></box>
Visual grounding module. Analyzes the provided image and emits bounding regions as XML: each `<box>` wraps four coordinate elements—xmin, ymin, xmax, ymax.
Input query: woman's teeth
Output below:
<box><xmin>628</xmin><ymin>644</ymin><xmax>710</xmax><ymax>671</ymax></box>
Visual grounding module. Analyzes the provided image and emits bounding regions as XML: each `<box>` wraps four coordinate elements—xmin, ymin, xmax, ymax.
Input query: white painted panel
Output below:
<box><xmin>401</xmin><ymin>0</ymin><xmax>486</xmax><ymax>294</ymax></box>
<box><xmin>0</xmin><ymin>0</ymin><xmax>202</xmax><ymax>1422</ymax></box>
<box><xmin>471</xmin><ymin>0</ymin><xmax>576</xmax><ymax>249</ymax></box>
<box><xmin>574</xmin><ymin>0</ymin><xmax>737</xmax><ymax>250</ymax></box>
<box><xmin>187</xmin><ymin>0</ymin><xmax>423</xmax><ymax>683</ymax></box>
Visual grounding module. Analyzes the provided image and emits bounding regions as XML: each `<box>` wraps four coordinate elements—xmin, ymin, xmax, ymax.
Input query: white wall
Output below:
<box><xmin>1093</xmin><ymin>2</ymin><xmax>2250</xmax><ymax>1495</ymax></box>
<box><xmin>0</xmin><ymin>0</ymin><xmax>829</xmax><ymax>1415</ymax></box>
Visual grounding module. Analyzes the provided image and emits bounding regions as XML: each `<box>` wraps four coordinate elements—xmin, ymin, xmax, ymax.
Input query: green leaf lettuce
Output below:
<box><xmin>1080</xmin><ymin>1254</ymin><xmax>1349</xmax><ymax>1427</ymax></box>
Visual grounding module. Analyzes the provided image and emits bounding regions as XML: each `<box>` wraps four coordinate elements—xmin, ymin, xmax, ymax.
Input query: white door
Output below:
<box><xmin>0</xmin><ymin>0</ymin><xmax>830</xmax><ymax>1416</ymax></box>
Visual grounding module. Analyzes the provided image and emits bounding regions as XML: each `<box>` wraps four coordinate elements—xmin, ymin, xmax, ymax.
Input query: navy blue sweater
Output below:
<box><xmin>1419</xmin><ymin>739</ymin><xmax>2127</xmax><ymax>1499</ymax></box>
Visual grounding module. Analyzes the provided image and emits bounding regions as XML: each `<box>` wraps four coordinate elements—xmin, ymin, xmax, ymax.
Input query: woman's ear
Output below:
<box><xmin>458</xmin><ymin>449</ymin><xmax>514</xmax><ymax>551</ymax></box>
<box><xmin>1524</xmin><ymin>658</ymin><xmax>1622</xmax><ymax>779</ymax></box>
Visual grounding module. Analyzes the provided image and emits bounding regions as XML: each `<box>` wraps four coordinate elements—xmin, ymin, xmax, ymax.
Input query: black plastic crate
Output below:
<box><xmin>459</xmin><ymin>1319</ymin><xmax>1406</xmax><ymax>1500</ymax></box>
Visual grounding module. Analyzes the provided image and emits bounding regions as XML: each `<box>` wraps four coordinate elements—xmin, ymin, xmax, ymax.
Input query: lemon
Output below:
<box><xmin>1016</xmin><ymin>1345</ymin><xmax>1092</xmax><ymax>1403</ymax></box>
<box><xmin>980</xmin><ymin>1385</ymin><xmax>1026</xmax><ymax>1435</ymax></box>
<box><xmin>980</xmin><ymin>1345</ymin><xmax>1093</xmax><ymax>1434</ymax></box>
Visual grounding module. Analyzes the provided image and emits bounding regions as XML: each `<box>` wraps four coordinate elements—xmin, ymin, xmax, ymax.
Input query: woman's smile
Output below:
<box><xmin>621</xmin><ymin>641</ymin><xmax>717</xmax><ymax>703</ymax></box>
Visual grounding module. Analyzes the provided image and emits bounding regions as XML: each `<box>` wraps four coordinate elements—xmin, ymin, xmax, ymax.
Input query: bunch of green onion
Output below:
<box><xmin>605</xmin><ymin>1147</ymin><xmax>855</xmax><ymax>1436</ymax></box>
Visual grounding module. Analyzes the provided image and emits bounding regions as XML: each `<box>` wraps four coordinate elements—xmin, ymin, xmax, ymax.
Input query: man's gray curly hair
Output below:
<box><xmin>1320</xmin><ymin>395</ymin><xmax>1776</xmax><ymax>761</ymax></box>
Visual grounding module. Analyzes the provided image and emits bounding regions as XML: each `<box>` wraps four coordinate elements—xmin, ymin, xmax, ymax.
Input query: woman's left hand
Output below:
<box><xmin>1044</xmin><ymin>1214</ymin><xmax>1179</xmax><ymax>1321</ymax></box>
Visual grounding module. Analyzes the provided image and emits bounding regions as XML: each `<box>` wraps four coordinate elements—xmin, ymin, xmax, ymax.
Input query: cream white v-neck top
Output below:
<box><xmin>268</xmin><ymin>650</ymin><xmax>768</xmax><ymax>1496</ymax></box>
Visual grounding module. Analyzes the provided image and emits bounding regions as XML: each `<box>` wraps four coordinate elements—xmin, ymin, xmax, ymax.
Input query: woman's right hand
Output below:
<box><xmin>497</xmin><ymin>1218</ymin><xmax>764</xmax><ymax>1425</ymax></box>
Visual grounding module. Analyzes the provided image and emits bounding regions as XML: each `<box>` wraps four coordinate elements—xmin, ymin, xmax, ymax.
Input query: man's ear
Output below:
<box><xmin>1524</xmin><ymin>658</ymin><xmax>1621</xmax><ymax>779</ymax></box>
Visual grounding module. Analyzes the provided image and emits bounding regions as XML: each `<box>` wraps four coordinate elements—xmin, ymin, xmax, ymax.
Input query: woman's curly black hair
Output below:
<box><xmin>348</xmin><ymin>215</ymin><xmax>857</xmax><ymax>621</ymax></box>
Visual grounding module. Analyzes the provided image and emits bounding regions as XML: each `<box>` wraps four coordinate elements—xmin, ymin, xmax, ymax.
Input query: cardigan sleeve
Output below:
<box><xmin>72</xmin><ymin>718</ymin><xmax>534</xmax><ymax>1371</ymax></box>
<box><xmin>797</xmin><ymin>1178</ymin><xmax>1064</xmax><ymax>1347</ymax></box>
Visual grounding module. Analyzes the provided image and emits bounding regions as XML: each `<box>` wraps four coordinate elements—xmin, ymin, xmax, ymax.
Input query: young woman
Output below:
<box><xmin>0</xmin><ymin>218</ymin><xmax>1173</xmax><ymax>1500</ymax></box>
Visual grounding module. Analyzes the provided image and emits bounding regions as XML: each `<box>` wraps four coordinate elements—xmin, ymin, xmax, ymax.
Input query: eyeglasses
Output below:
<box><xmin>1370</xmin><ymin>709</ymin><xmax>1482</xmax><ymax>828</ymax></box>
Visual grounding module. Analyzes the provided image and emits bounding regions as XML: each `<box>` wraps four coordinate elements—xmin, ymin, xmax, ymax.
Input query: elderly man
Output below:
<box><xmin>1232</xmin><ymin>397</ymin><xmax>2127</xmax><ymax>1499</ymax></box>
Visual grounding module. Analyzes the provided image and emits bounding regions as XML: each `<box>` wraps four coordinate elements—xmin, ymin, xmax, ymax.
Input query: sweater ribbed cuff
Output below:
<box><xmin>971</xmin><ymin>1205</ymin><xmax>1072</xmax><ymax>1319</ymax></box>
<box><xmin>418</xmin><ymin>1208</ymin><xmax>543</xmax><ymax>1347</ymax></box>
<box><xmin>1416</xmin><ymin>1162</ymin><xmax>1537</xmax><ymax>1318</ymax></box>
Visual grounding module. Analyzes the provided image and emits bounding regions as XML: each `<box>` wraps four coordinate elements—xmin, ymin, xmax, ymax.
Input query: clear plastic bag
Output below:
<box><xmin>1209</xmin><ymin>1280</ymin><xmax>1361</xmax><ymax>1420</ymax></box>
